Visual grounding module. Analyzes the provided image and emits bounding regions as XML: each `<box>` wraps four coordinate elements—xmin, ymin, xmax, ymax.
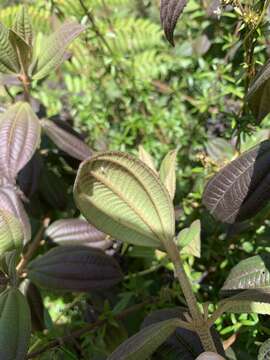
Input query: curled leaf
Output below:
<box><xmin>138</xmin><ymin>145</ymin><xmax>157</xmax><ymax>174</ymax></box>
<box><xmin>203</xmin><ymin>140</ymin><xmax>270</xmax><ymax>223</ymax></box>
<box><xmin>46</xmin><ymin>218</ymin><xmax>112</xmax><ymax>250</ymax></box>
<box><xmin>160</xmin><ymin>0</ymin><xmax>188</xmax><ymax>45</ymax></box>
<box><xmin>74</xmin><ymin>152</ymin><xmax>175</xmax><ymax>249</ymax></box>
<box><xmin>41</xmin><ymin>118</ymin><xmax>92</xmax><ymax>161</ymax></box>
<box><xmin>159</xmin><ymin>149</ymin><xmax>178</xmax><ymax>200</ymax></box>
<box><xmin>27</xmin><ymin>245</ymin><xmax>123</xmax><ymax>292</ymax></box>
<box><xmin>0</xmin><ymin>102</ymin><xmax>41</xmax><ymax>181</ymax></box>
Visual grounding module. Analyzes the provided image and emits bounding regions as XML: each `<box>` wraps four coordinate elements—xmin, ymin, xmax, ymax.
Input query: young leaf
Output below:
<box><xmin>41</xmin><ymin>118</ymin><xmax>92</xmax><ymax>161</ymax></box>
<box><xmin>0</xmin><ymin>209</ymin><xmax>23</xmax><ymax>256</ymax></box>
<box><xmin>221</xmin><ymin>254</ymin><xmax>270</xmax><ymax>294</ymax></box>
<box><xmin>32</xmin><ymin>21</ymin><xmax>85</xmax><ymax>80</ymax></box>
<box><xmin>0</xmin><ymin>186</ymin><xmax>31</xmax><ymax>243</ymax></box>
<box><xmin>159</xmin><ymin>149</ymin><xmax>178</xmax><ymax>200</ymax></box>
<box><xmin>9</xmin><ymin>29</ymin><xmax>32</xmax><ymax>75</ymax></box>
<box><xmin>0</xmin><ymin>102</ymin><xmax>41</xmax><ymax>181</ymax></box>
<box><xmin>12</xmin><ymin>6</ymin><xmax>33</xmax><ymax>46</ymax></box>
<box><xmin>247</xmin><ymin>59</ymin><xmax>270</xmax><ymax>123</ymax></box>
<box><xmin>259</xmin><ymin>338</ymin><xmax>270</xmax><ymax>360</ymax></box>
<box><xmin>74</xmin><ymin>152</ymin><xmax>175</xmax><ymax>249</ymax></box>
<box><xmin>27</xmin><ymin>245</ymin><xmax>123</xmax><ymax>292</ymax></box>
<box><xmin>177</xmin><ymin>220</ymin><xmax>201</xmax><ymax>258</ymax></box>
<box><xmin>138</xmin><ymin>145</ymin><xmax>157</xmax><ymax>174</ymax></box>
<box><xmin>0</xmin><ymin>22</ymin><xmax>19</xmax><ymax>74</ymax></box>
<box><xmin>160</xmin><ymin>0</ymin><xmax>188</xmax><ymax>46</ymax></box>
<box><xmin>45</xmin><ymin>218</ymin><xmax>112</xmax><ymax>250</ymax></box>
<box><xmin>203</xmin><ymin>140</ymin><xmax>270</xmax><ymax>223</ymax></box>
<box><xmin>196</xmin><ymin>353</ymin><xmax>225</xmax><ymax>360</ymax></box>
<box><xmin>0</xmin><ymin>288</ymin><xmax>31</xmax><ymax>360</ymax></box>
<box><xmin>108</xmin><ymin>318</ymin><xmax>182</xmax><ymax>360</ymax></box>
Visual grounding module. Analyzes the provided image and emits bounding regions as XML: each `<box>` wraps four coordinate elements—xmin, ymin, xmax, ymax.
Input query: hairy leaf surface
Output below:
<box><xmin>9</xmin><ymin>29</ymin><xmax>32</xmax><ymax>75</ymax></box>
<box><xmin>74</xmin><ymin>152</ymin><xmax>175</xmax><ymax>249</ymax></box>
<box><xmin>46</xmin><ymin>218</ymin><xmax>112</xmax><ymax>250</ymax></box>
<box><xmin>159</xmin><ymin>149</ymin><xmax>178</xmax><ymax>199</ymax></box>
<box><xmin>203</xmin><ymin>140</ymin><xmax>270</xmax><ymax>223</ymax></box>
<box><xmin>108</xmin><ymin>318</ymin><xmax>182</xmax><ymax>360</ymax></box>
<box><xmin>138</xmin><ymin>145</ymin><xmax>157</xmax><ymax>174</ymax></box>
<box><xmin>0</xmin><ymin>209</ymin><xmax>23</xmax><ymax>256</ymax></box>
<box><xmin>12</xmin><ymin>6</ymin><xmax>33</xmax><ymax>46</ymax></box>
<box><xmin>177</xmin><ymin>219</ymin><xmax>201</xmax><ymax>258</ymax></box>
<box><xmin>0</xmin><ymin>102</ymin><xmax>41</xmax><ymax>181</ymax></box>
<box><xmin>41</xmin><ymin>118</ymin><xmax>92</xmax><ymax>161</ymax></box>
<box><xmin>0</xmin><ymin>22</ymin><xmax>19</xmax><ymax>74</ymax></box>
<box><xmin>160</xmin><ymin>0</ymin><xmax>188</xmax><ymax>45</ymax></box>
<box><xmin>27</xmin><ymin>245</ymin><xmax>123</xmax><ymax>292</ymax></box>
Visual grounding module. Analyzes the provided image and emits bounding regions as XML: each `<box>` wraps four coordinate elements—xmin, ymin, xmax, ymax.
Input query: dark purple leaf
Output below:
<box><xmin>18</xmin><ymin>152</ymin><xmax>43</xmax><ymax>198</ymax></box>
<box><xmin>46</xmin><ymin>218</ymin><xmax>112</xmax><ymax>250</ymax></box>
<box><xmin>160</xmin><ymin>0</ymin><xmax>188</xmax><ymax>46</ymax></box>
<box><xmin>27</xmin><ymin>245</ymin><xmax>123</xmax><ymax>292</ymax></box>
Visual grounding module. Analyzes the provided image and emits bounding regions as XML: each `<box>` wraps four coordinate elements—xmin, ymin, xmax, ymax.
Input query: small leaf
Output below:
<box><xmin>221</xmin><ymin>254</ymin><xmax>270</xmax><ymax>294</ymax></box>
<box><xmin>196</xmin><ymin>353</ymin><xmax>225</xmax><ymax>360</ymax></box>
<box><xmin>160</xmin><ymin>0</ymin><xmax>188</xmax><ymax>46</ymax></box>
<box><xmin>0</xmin><ymin>209</ymin><xmax>23</xmax><ymax>256</ymax></box>
<box><xmin>0</xmin><ymin>186</ymin><xmax>31</xmax><ymax>243</ymax></box>
<box><xmin>41</xmin><ymin>118</ymin><xmax>92</xmax><ymax>161</ymax></box>
<box><xmin>74</xmin><ymin>152</ymin><xmax>175</xmax><ymax>249</ymax></box>
<box><xmin>32</xmin><ymin>21</ymin><xmax>85</xmax><ymax>80</ymax></box>
<box><xmin>159</xmin><ymin>149</ymin><xmax>178</xmax><ymax>200</ymax></box>
<box><xmin>108</xmin><ymin>318</ymin><xmax>182</xmax><ymax>360</ymax></box>
<box><xmin>177</xmin><ymin>220</ymin><xmax>201</xmax><ymax>258</ymax></box>
<box><xmin>259</xmin><ymin>338</ymin><xmax>270</xmax><ymax>360</ymax></box>
<box><xmin>206</xmin><ymin>137</ymin><xmax>234</xmax><ymax>163</ymax></box>
<box><xmin>0</xmin><ymin>102</ymin><xmax>41</xmax><ymax>181</ymax></box>
<box><xmin>12</xmin><ymin>6</ymin><xmax>33</xmax><ymax>46</ymax></box>
<box><xmin>0</xmin><ymin>288</ymin><xmax>31</xmax><ymax>360</ymax></box>
<box><xmin>45</xmin><ymin>218</ymin><xmax>112</xmax><ymax>250</ymax></box>
<box><xmin>27</xmin><ymin>245</ymin><xmax>123</xmax><ymax>292</ymax></box>
<box><xmin>203</xmin><ymin>140</ymin><xmax>270</xmax><ymax>223</ymax></box>
<box><xmin>247</xmin><ymin>59</ymin><xmax>270</xmax><ymax>123</ymax></box>
<box><xmin>9</xmin><ymin>29</ymin><xmax>32</xmax><ymax>75</ymax></box>
<box><xmin>0</xmin><ymin>22</ymin><xmax>19</xmax><ymax>74</ymax></box>
<box><xmin>138</xmin><ymin>145</ymin><xmax>157</xmax><ymax>174</ymax></box>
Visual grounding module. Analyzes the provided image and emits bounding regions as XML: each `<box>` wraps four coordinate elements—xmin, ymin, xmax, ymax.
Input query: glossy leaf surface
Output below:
<box><xmin>74</xmin><ymin>152</ymin><xmax>175</xmax><ymax>249</ymax></box>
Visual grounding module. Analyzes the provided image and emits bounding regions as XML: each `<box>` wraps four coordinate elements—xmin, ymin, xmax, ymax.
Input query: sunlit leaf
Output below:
<box><xmin>0</xmin><ymin>209</ymin><xmax>23</xmax><ymax>256</ymax></box>
<box><xmin>0</xmin><ymin>288</ymin><xmax>31</xmax><ymax>360</ymax></box>
<box><xmin>108</xmin><ymin>318</ymin><xmax>182</xmax><ymax>360</ymax></box>
<box><xmin>32</xmin><ymin>21</ymin><xmax>85</xmax><ymax>80</ymax></box>
<box><xmin>0</xmin><ymin>102</ymin><xmax>41</xmax><ymax>181</ymax></box>
<box><xmin>27</xmin><ymin>245</ymin><xmax>123</xmax><ymax>292</ymax></box>
<box><xmin>138</xmin><ymin>145</ymin><xmax>157</xmax><ymax>174</ymax></box>
<box><xmin>74</xmin><ymin>152</ymin><xmax>175</xmax><ymax>249</ymax></box>
<box><xmin>177</xmin><ymin>220</ymin><xmax>201</xmax><ymax>258</ymax></box>
<box><xmin>160</xmin><ymin>0</ymin><xmax>188</xmax><ymax>45</ymax></box>
<box><xmin>203</xmin><ymin>140</ymin><xmax>270</xmax><ymax>223</ymax></box>
<box><xmin>9</xmin><ymin>29</ymin><xmax>32</xmax><ymax>75</ymax></box>
<box><xmin>196</xmin><ymin>353</ymin><xmax>225</xmax><ymax>360</ymax></box>
<box><xmin>12</xmin><ymin>6</ymin><xmax>33</xmax><ymax>46</ymax></box>
<box><xmin>159</xmin><ymin>149</ymin><xmax>178</xmax><ymax>200</ymax></box>
<box><xmin>0</xmin><ymin>22</ymin><xmax>19</xmax><ymax>74</ymax></box>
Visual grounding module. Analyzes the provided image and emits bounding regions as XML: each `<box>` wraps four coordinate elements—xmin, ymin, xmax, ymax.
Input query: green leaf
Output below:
<box><xmin>12</xmin><ymin>6</ymin><xmax>33</xmax><ymax>46</ymax></box>
<box><xmin>259</xmin><ymin>338</ymin><xmax>270</xmax><ymax>360</ymax></box>
<box><xmin>220</xmin><ymin>289</ymin><xmax>270</xmax><ymax>315</ymax></box>
<box><xmin>221</xmin><ymin>254</ymin><xmax>270</xmax><ymax>294</ymax></box>
<box><xmin>0</xmin><ymin>22</ymin><xmax>19</xmax><ymax>74</ymax></box>
<box><xmin>9</xmin><ymin>29</ymin><xmax>32</xmax><ymax>75</ymax></box>
<box><xmin>159</xmin><ymin>149</ymin><xmax>178</xmax><ymax>200</ymax></box>
<box><xmin>108</xmin><ymin>318</ymin><xmax>182</xmax><ymax>360</ymax></box>
<box><xmin>32</xmin><ymin>20</ymin><xmax>85</xmax><ymax>80</ymax></box>
<box><xmin>206</xmin><ymin>137</ymin><xmax>234</xmax><ymax>163</ymax></box>
<box><xmin>196</xmin><ymin>353</ymin><xmax>225</xmax><ymax>360</ymax></box>
<box><xmin>0</xmin><ymin>250</ymin><xmax>20</xmax><ymax>286</ymax></box>
<box><xmin>177</xmin><ymin>220</ymin><xmax>201</xmax><ymax>258</ymax></box>
<box><xmin>74</xmin><ymin>152</ymin><xmax>175</xmax><ymax>249</ymax></box>
<box><xmin>0</xmin><ymin>209</ymin><xmax>23</xmax><ymax>256</ymax></box>
<box><xmin>138</xmin><ymin>145</ymin><xmax>157</xmax><ymax>174</ymax></box>
<box><xmin>0</xmin><ymin>288</ymin><xmax>31</xmax><ymax>360</ymax></box>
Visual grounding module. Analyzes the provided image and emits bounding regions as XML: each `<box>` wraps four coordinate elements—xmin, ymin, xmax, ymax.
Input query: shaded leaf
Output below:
<box><xmin>192</xmin><ymin>35</ymin><xmax>211</xmax><ymax>56</ymax></box>
<box><xmin>18</xmin><ymin>151</ymin><xmax>43</xmax><ymax>197</ymax></box>
<box><xmin>32</xmin><ymin>21</ymin><xmax>85</xmax><ymax>80</ymax></box>
<box><xmin>45</xmin><ymin>218</ymin><xmax>112</xmax><ymax>250</ymax></box>
<box><xmin>0</xmin><ymin>209</ymin><xmax>23</xmax><ymax>256</ymax></box>
<box><xmin>9</xmin><ymin>29</ymin><xmax>32</xmax><ymax>75</ymax></box>
<box><xmin>74</xmin><ymin>152</ymin><xmax>175</xmax><ymax>249</ymax></box>
<box><xmin>41</xmin><ymin>118</ymin><xmax>92</xmax><ymax>161</ymax></box>
<box><xmin>160</xmin><ymin>0</ymin><xmax>188</xmax><ymax>46</ymax></box>
<box><xmin>196</xmin><ymin>353</ymin><xmax>225</xmax><ymax>360</ymax></box>
<box><xmin>159</xmin><ymin>149</ymin><xmax>178</xmax><ymax>200</ymax></box>
<box><xmin>0</xmin><ymin>102</ymin><xmax>41</xmax><ymax>181</ymax></box>
<box><xmin>12</xmin><ymin>6</ymin><xmax>33</xmax><ymax>46</ymax></box>
<box><xmin>206</xmin><ymin>137</ymin><xmax>234</xmax><ymax>163</ymax></box>
<box><xmin>0</xmin><ymin>186</ymin><xmax>31</xmax><ymax>243</ymax></box>
<box><xmin>0</xmin><ymin>250</ymin><xmax>20</xmax><ymax>286</ymax></box>
<box><xmin>0</xmin><ymin>22</ymin><xmax>19</xmax><ymax>74</ymax></box>
<box><xmin>221</xmin><ymin>254</ymin><xmax>270</xmax><ymax>294</ymax></box>
<box><xmin>203</xmin><ymin>140</ymin><xmax>270</xmax><ymax>223</ymax></box>
<box><xmin>259</xmin><ymin>338</ymin><xmax>270</xmax><ymax>360</ymax></box>
<box><xmin>138</xmin><ymin>145</ymin><xmax>157</xmax><ymax>174</ymax></box>
<box><xmin>108</xmin><ymin>318</ymin><xmax>182</xmax><ymax>360</ymax></box>
<box><xmin>141</xmin><ymin>307</ymin><xmax>225</xmax><ymax>358</ymax></box>
<box><xmin>27</xmin><ymin>245</ymin><xmax>123</xmax><ymax>292</ymax></box>
<box><xmin>247</xmin><ymin>59</ymin><xmax>270</xmax><ymax>123</ymax></box>
<box><xmin>0</xmin><ymin>288</ymin><xmax>31</xmax><ymax>360</ymax></box>
<box><xmin>177</xmin><ymin>220</ymin><xmax>201</xmax><ymax>258</ymax></box>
